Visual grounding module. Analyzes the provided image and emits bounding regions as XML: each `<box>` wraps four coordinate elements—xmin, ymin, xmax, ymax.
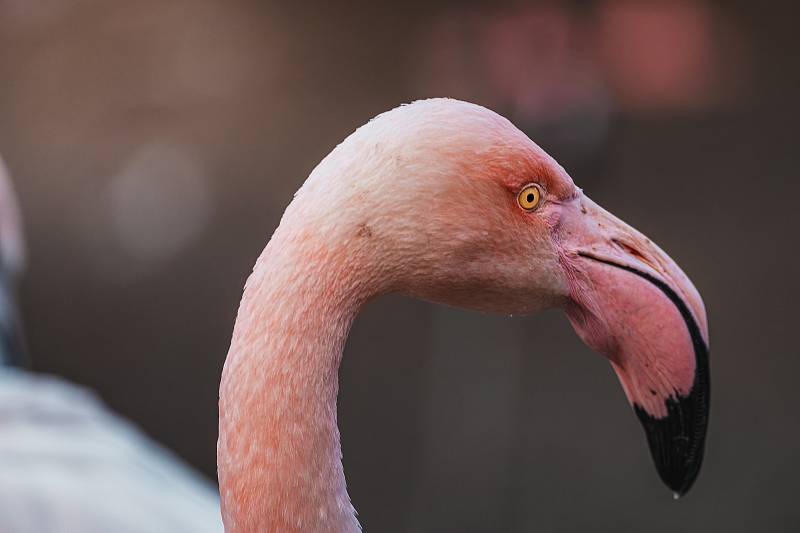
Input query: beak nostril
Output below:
<box><xmin>612</xmin><ymin>238</ymin><xmax>660</xmax><ymax>273</ymax></box>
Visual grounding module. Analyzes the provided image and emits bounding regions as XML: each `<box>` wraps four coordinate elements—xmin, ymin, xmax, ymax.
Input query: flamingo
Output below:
<box><xmin>0</xmin><ymin>156</ymin><xmax>224</xmax><ymax>533</ymax></box>
<box><xmin>218</xmin><ymin>98</ymin><xmax>710</xmax><ymax>532</ymax></box>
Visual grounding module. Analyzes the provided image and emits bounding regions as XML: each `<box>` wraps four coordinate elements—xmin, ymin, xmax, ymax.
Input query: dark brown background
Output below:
<box><xmin>1</xmin><ymin>1</ymin><xmax>797</xmax><ymax>531</ymax></box>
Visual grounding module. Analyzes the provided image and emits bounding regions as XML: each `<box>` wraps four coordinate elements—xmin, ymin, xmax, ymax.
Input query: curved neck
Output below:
<box><xmin>218</xmin><ymin>228</ymin><xmax>373</xmax><ymax>533</ymax></box>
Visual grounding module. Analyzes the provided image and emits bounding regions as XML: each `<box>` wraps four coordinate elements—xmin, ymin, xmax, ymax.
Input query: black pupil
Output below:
<box><xmin>526</xmin><ymin>193</ymin><xmax>535</xmax><ymax>203</ymax></box>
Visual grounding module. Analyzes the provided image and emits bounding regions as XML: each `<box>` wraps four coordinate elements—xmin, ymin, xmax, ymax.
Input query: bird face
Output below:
<box><xmin>361</xmin><ymin>100</ymin><xmax>710</xmax><ymax>497</ymax></box>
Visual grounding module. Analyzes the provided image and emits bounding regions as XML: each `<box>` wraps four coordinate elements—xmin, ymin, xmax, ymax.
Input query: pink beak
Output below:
<box><xmin>559</xmin><ymin>194</ymin><xmax>710</xmax><ymax>496</ymax></box>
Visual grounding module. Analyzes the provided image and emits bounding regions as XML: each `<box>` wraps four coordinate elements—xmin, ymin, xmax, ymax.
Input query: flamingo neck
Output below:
<box><xmin>218</xmin><ymin>228</ymin><xmax>372</xmax><ymax>533</ymax></box>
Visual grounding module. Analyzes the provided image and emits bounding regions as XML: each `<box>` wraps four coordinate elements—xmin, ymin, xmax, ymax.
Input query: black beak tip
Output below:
<box><xmin>634</xmin><ymin>378</ymin><xmax>709</xmax><ymax>498</ymax></box>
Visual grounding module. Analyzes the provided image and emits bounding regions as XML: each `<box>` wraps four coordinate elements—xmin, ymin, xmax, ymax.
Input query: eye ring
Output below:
<box><xmin>517</xmin><ymin>184</ymin><xmax>542</xmax><ymax>211</ymax></box>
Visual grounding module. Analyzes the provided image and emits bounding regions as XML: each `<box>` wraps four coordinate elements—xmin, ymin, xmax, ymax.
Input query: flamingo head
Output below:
<box><xmin>292</xmin><ymin>98</ymin><xmax>709</xmax><ymax>496</ymax></box>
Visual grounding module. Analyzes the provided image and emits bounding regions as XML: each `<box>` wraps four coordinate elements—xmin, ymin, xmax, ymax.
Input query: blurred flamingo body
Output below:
<box><xmin>0</xmin><ymin>369</ymin><xmax>224</xmax><ymax>533</ymax></box>
<box><xmin>218</xmin><ymin>99</ymin><xmax>710</xmax><ymax>532</ymax></box>
<box><xmin>0</xmin><ymin>158</ymin><xmax>224</xmax><ymax>533</ymax></box>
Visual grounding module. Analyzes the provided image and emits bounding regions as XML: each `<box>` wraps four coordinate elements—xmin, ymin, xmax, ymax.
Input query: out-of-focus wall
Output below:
<box><xmin>1</xmin><ymin>1</ymin><xmax>797</xmax><ymax>531</ymax></box>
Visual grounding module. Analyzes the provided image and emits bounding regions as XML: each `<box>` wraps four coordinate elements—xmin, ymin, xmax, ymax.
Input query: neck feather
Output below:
<box><xmin>218</xmin><ymin>224</ymin><xmax>376</xmax><ymax>533</ymax></box>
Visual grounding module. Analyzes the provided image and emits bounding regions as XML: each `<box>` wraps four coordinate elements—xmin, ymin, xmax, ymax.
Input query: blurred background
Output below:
<box><xmin>0</xmin><ymin>0</ymin><xmax>797</xmax><ymax>531</ymax></box>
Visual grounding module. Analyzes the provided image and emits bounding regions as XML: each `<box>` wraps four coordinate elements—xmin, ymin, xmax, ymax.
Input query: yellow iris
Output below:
<box><xmin>517</xmin><ymin>184</ymin><xmax>542</xmax><ymax>211</ymax></box>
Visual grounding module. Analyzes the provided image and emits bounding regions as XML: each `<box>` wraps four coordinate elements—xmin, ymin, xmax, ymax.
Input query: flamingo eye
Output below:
<box><xmin>517</xmin><ymin>184</ymin><xmax>542</xmax><ymax>211</ymax></box>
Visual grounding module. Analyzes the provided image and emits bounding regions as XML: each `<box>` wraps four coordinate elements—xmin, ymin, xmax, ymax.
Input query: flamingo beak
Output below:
<box><xmin>559</xmin><ymin>194</ymin><xmax>710</xmax><ymax>497</ymax></box>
